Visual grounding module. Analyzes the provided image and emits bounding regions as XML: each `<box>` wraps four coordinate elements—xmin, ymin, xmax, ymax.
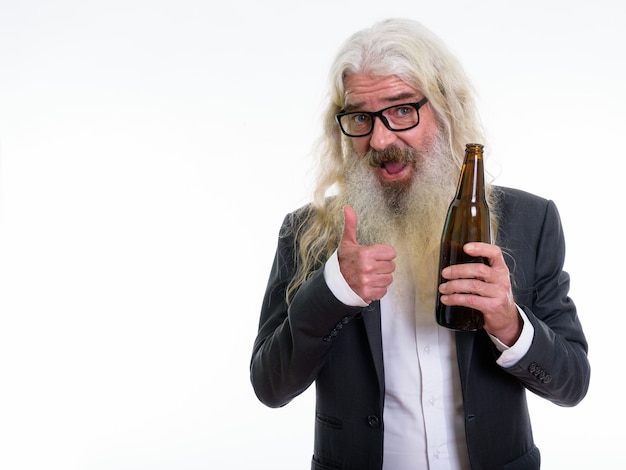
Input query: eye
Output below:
<box><xmin>352</xmin><ymin>113</ymin><xmax>370</xmax><ymax>125</ymax></box>
<box><xmin>395</xmin><ymin>106</ymin><xmax>414</xmax><ymax>117</ymax></box>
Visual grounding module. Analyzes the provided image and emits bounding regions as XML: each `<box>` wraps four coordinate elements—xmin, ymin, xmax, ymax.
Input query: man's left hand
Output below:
<box><xmin>438</xmin><ymin>242</ymin><xmax>522</xmax><ymax>346</ymax></box>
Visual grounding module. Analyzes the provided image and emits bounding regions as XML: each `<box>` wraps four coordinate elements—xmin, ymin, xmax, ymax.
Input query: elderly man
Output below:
<box><xmin>250</xmin><ymin>18</ymin><xmax>590</xmax><ymax>470</ymax></box>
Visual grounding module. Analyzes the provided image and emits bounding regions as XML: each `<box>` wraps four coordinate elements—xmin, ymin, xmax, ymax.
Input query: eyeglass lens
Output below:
<box><xmin>340</xmin><ymin>104</ymin><xmax>419</xmax><ymax>136</ymax></box>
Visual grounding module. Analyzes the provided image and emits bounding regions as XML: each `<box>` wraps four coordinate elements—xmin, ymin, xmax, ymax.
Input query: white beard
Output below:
<box><xmin>339</xmin><ymin>135</ymin><xmax>459</xmax><ymax>302</ymax></box>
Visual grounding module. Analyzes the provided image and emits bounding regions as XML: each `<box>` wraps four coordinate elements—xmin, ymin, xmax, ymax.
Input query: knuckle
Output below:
<box><xmin>469</xmin><ymin>279</ymin><xmax>484</xmax><ymax>292</ymax></box>
<box><xmin>465</xmin><ymin>295</ymin><xmax>480</xmax><ymax>308</ymax></box>
<box><xmin>475</xmin><ymin>263</ymin><xmax>490</xmax><ymax>277</ymax></box>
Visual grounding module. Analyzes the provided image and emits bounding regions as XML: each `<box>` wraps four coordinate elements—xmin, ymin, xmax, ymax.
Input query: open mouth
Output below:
<box><xmin>366</xmin><ymin>146</ymin><xmax>417</xmax><ymax>181</ymax></box>
<box><xmin>382</xmin><ymin>161</ymin><xmax>407</xmax><ymax>175</ymax></box>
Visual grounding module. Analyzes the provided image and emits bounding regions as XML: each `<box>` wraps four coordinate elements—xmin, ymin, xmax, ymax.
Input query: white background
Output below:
<box><xmin>1</xmin><ymin>1</ymin><xmax>624</xmax><ymax>468</ymax></box>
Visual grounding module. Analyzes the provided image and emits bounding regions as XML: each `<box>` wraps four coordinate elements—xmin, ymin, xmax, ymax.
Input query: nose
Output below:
<box><xmin>368</xmin><ymin>116</ymin><xmax>397</xmax><ymax>151</ymax></box>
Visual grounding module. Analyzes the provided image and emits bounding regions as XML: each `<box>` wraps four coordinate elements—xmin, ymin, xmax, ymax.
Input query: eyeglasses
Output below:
<box><xmin>335</xmin><ymin>97</ymin><xmax>429</xmax><ymax>138</ymax></box>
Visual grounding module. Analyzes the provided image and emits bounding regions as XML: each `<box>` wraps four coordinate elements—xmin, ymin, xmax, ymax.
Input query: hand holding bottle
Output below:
<box><xmin>438</xmin><ymin>241</ymin><xmax>522</xmax><ymax>345</ymax></box>
<box><xmin>337</xmin><ymin>205</ymin><xmax>397</xmax><ymax>304</ymax></box>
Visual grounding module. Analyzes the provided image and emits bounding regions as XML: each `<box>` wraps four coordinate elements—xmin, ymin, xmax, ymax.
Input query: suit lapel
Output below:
<box><xmin>362</xmin><ymin>301</ymin><xmax>385</xmax><ymax>395</ymax></box>
<box><xmin>455</xmin><ymin>331</ymin><xmax>474</xmax><ymax>390</ymax></box>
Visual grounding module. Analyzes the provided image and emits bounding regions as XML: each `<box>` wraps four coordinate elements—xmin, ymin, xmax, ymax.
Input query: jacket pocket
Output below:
<box><xmin>315</xmin><ymin>412</ymin><xmax>343</xmax><ymax>430</ymax></box>
<box><xmin>311</xmin><ymin>454</ymin><xmax>342</xmax><ymax>469</ymax></box>
<box><xmin>312</xmin><ymin>413</ymin><xmax>344</xmax><ymax>469</ymax></box>
<box><xmin>504</xmin><ymin>445</ymin><xmax>541</xmax><ymax>469</ymax></box>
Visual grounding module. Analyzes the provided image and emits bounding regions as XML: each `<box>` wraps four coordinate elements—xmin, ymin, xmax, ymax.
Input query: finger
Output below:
<box><xmin>439</xmin><ymin>277</ymin><xmax>494</xmax><ymax>298</ymax></box>
<box><xmin>441</xmin><ymin>261</ymin><xmax>491</xmax><ymax>281</ymax></box>
<box><xmin>371</xmin><ymin>244</ymin><xmax>398</xmax><ymax>262</ymax></box>
<box><xmin>371</xmin><ymin>258</ymin><xmax>396</xmax><ymax>275</ymax></box>
<box><xmin>341</xmin><ymin>205</ymin><xmax>359</xmax><ymax>245</ymax></box>
<box><xmin>362</xmin><ymin>286</ymin><xmax>391</xmax><ymax>304</ymax></box>
<box><xmin>463</xmin><ymin>242</ymin><xmax>503</xmax><ymax>268</ymax></box>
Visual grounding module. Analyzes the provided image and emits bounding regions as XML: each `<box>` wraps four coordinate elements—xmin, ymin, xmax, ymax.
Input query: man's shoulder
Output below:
<box><xmin>492</xmin><ymin>185</ymin><xmax>564</xmax><ymax>241</ymax></box>
<box><xmin>279</xmin><ymin>200</ymin><xmax>327</xmax><ymax>238</ymax></box>
<box><xmin>282</xmin><ymin>202</ymin><xmax>315</xmax><ymax>225</ymax></box>
<box><xmin>493</xmin><ymin>185</ymin><xmax>551</xmax><ymax>212</ymax></box>
<box><xmin>494</xmin><ymin>185</ymin><xmax>548</xmax><ymax>202</ymax></box>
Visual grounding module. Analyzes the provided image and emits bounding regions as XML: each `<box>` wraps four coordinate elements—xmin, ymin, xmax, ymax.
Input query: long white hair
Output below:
<box><xmin>286</xmin><ymin>18</ymin><xmax>495</xmax><ymax>303</ymax></box>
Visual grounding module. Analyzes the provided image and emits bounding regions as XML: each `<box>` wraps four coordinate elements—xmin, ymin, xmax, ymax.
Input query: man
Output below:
<box><xmin>250</xmin><ymin>18</ymin><xmax>590</xmax><ymax>470</ymax></box>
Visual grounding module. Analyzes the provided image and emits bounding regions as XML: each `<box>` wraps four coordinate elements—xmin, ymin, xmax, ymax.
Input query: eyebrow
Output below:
<box><xmin>343</xmin><ymin>92</ymin><xmax>419</xmax><ymax>112</ymax></box>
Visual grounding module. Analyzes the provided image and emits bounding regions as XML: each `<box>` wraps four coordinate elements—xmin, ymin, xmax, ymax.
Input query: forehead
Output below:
<box><xmin>343</xmin><ymin>74</ymin><xmax>420</xmax><ymax>109</ymax></box>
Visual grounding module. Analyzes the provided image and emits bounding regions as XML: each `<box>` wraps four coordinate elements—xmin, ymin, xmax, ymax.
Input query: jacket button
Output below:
<box><xmin>367</xmin><ymin>415</ymin><xmax>380</xmax><ymax>428</ymax></box>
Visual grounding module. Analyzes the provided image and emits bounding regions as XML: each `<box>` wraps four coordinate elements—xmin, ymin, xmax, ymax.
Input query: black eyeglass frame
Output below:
<box><xmin>335</xmin><ymin>97</ymin><xmax>429</xmax><ymax>138</ymax></box>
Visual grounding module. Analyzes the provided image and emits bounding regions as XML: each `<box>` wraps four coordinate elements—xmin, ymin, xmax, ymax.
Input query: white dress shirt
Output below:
<box><xmin>324</xmin><ymin>250</ymin><xmax>533</xmax><ymax>469</ymax></box>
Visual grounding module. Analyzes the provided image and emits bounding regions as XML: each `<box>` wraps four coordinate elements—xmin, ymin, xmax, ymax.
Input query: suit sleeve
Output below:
<box><xmin>504</xmin><ymin>199</ymin><xmax>590</xmax><ymax>406</ymax></box>
<box><xmin>250</xmin><ymin>213</ymin><xmax>362</xmax><ymax>408</ymax></box>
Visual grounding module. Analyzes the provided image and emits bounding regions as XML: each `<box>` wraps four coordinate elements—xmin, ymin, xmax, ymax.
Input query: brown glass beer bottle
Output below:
<box><xmin>435</xmin><ymin>143</ymin><xmax>491</xmax><ymax>331</ymax></box>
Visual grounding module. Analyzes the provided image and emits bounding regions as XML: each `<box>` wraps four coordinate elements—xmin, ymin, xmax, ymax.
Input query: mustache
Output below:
<box><xmin>366</xmin><ymin>146</ymin><xmax>418</xmax><ymax>167</ymax></box>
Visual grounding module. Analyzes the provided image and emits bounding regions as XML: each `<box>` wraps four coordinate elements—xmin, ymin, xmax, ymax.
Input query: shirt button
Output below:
<box><xmin>424</xmin><ymin>345</ymin><xmax>431</xmax><ymax>353</ymax></box>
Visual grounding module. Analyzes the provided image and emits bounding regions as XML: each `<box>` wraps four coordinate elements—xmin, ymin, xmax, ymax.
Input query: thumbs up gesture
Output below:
<box><xmin>337</xmin><ymin>206</ymin><xmax>397</xmax><ymax>304</ymax></box>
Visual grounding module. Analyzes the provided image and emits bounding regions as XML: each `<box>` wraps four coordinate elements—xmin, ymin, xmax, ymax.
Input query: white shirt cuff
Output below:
<box><xmin>490</xmin><ymin>305</ymin><xmax>534</xmax><ymax>368</ymax></box>
<box><xmin>323</xmin><ymin>250</ymin><xmax>369</xmax><ymax>307</ymax></box>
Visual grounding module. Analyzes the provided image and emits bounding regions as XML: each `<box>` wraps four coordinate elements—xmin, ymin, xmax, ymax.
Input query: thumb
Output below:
<box><xmin>341</xmin><ymin>205</ymin><xmax>359</xmax><ymax>245</ymax></box>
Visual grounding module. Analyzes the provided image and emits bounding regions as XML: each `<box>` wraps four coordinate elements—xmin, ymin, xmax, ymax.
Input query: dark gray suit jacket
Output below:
<box><xmin>251</xmin><ymin>186</ymin><xmax>590</xmax><ymax>470</ymax></box>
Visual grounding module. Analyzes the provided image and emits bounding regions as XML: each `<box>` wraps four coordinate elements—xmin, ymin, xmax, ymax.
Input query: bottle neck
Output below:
<box><xmin>455</xmin><ymin>150</ymin><xmax>486</xmax><ymax>202</ymax></box>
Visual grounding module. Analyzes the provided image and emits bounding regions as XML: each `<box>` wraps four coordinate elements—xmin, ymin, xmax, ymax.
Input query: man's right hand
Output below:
<box><xmin>337</xmin><ymin>205</ymin><xmax>397</xmax><ymax>304</ymax></box>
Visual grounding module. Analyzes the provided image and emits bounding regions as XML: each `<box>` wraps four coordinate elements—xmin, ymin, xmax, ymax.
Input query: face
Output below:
<box><xmin>342</xmin><ymin>74</ymin><xmax>440</xmax><ymax>186</ymax></box>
